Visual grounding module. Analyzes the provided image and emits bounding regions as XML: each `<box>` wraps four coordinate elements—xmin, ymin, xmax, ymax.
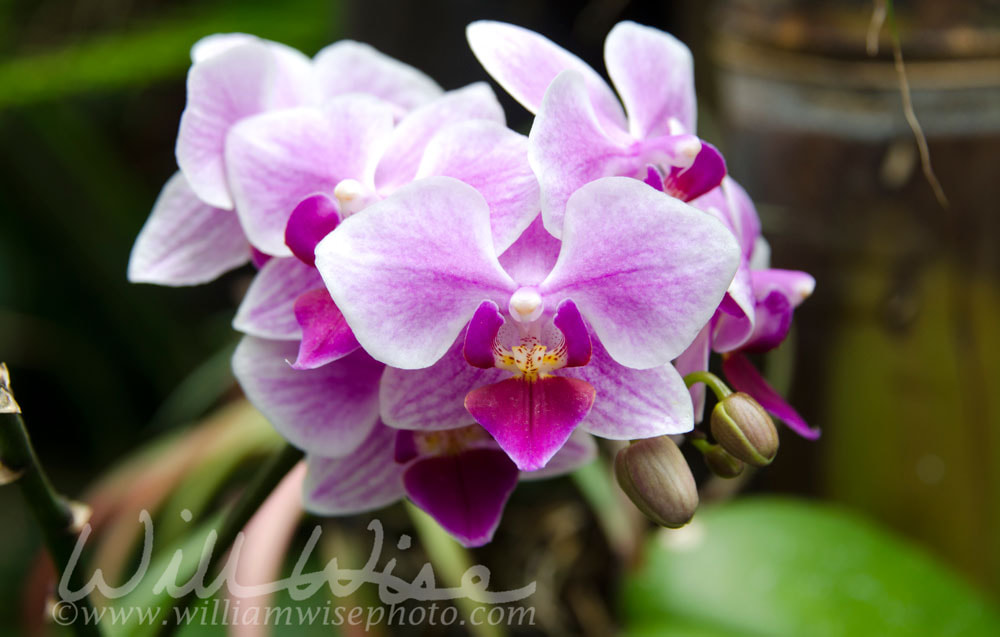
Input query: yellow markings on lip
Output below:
<box><xmin>493</xmin><ymin>336</ymin><xmax>568</xmax><ymax>382</ymax></box>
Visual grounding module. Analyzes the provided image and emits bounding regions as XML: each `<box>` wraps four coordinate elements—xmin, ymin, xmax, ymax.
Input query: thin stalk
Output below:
<box><xmin>682</xmin><ymin>370</ymin><xmax>732</xmax><ymax>400</ymax></box>
<box><xmin>0</xmin><ymin>366</ymin><xmax>102</xmax><ymax>637</ymax></box>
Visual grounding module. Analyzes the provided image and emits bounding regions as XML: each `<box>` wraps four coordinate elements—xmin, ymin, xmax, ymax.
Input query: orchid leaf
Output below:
<box><xmin>622</xmin><ymin>497</ymin><xmax>1000</xmax><ymax>636</ymax></box>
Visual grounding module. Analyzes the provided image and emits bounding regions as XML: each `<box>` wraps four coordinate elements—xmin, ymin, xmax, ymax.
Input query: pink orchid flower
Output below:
<box><xmin>314</xmin><ymin>176</ymin><xmax>740</xmax><ymax>470</ymax></box>
<box><xmin>467</xmin><ymin>20</ymin><xmax>726</xmax><ymax>238</ymax></box>
<box><xmin>129</xmin><ymin>34</ymin><xmax>444</xmax><ymax>285</ymax></box>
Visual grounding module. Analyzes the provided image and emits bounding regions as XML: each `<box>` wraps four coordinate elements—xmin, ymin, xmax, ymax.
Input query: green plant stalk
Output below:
<box><xmin>157</xmin><ymin>442</ymin><xmax>304</xmax><ymax>637</ymax></box>
<box><xmin>682</xmin><ymin>370</ymin><xmax>732</xmax><ymax>400</ymax></box>
<box><xmin>0</xmin><ymin>407</ymin><xmax>102</xmax><ymax>637</ymax></box>
<box><xmin>571</xmin><ymin>456</ymin><xmax>637</xmax><ymax>558</ymax></box>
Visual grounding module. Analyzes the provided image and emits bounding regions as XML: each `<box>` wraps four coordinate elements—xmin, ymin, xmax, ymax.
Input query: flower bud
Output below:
<box><xmin>702</xmin><ymin>444</ymin><xmax>745</xmax><ymax>478</ymax></box>
<box><xmin>614</xmin><ymin>436</ymin><xmax>698</xmax><ymax>528</ymax></box>
<box><xmin>710</xmin><ymin>392</ymin><xmax>779</xmax><ymax>467</ymax></box>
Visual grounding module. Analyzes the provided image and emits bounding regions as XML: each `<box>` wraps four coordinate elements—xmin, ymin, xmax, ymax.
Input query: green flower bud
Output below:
<box><xmin>614</xmin><ymin>436</ymin><xmax>698</xmax><ymax>528</ymax></box>
<box><xmin>710</xmin><ymin>392</ymin><xmax>779</xmax><ymax>467</ymax></box>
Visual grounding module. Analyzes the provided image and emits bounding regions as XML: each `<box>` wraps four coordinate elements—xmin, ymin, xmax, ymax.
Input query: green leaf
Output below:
<box><xmin>621</xmin><ymin>497</ymin><xmax>1000</xmax><ymax>637</ymax></box>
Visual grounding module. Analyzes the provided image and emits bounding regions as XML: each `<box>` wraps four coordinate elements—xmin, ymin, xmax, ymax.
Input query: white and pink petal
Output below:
<box><xmin>314</xmin><ymin>177</ymin><xmax>517</xmax><ymax>369</ymax></box>
<box><xmin>528</xmin><ymin>70</ymin><xmax>638</xmax><ymax>237</ymax></box>
<box><xmin>128</xmin><ymin>172</ymin><xmax>249</xmax><ymax>286</ymax></box>
<box><xmin>603</xmin><ymin>21</ymin><xmax>696</xmax><ymax>139</ymax></box>
<box><xmin>176</xmin><ymin>40</ymin><xmax>312</xmax><ymax>210</ymax></box>
<box><xmin>312</xmin><ymin>40</ymin><xmax>443</xmax><ymax>111</ymax></box>
<box><xmin>416</xmin><ymin>120</ymin><xmax>539</xmax><ymax>255</ymax></box>
<box><xmin>560</xmin><ymin>336</ymin><xmax>694</xmax><ymax>439</ymax></box>
<box><xmin>233</xmin><ymin>257</ymin><xmax>323</xmax><ymax>340</ymax></box>
<box><xmin>374</xmin><ymin>83</ymin><xmax>504</xmax><ymax>194</ymax></box>
<box><xmin>540</xmin><ymin>177</ymin><xmax>740</xmax><ymax>369</ymax></box>
<box><xmin>303</xmin><ymin>422</ymin><xmax>406</xmax><ymax>515</ymax></box>
<box><xmin>232</xmin><ymin>337</ymin><xmax>384</xmax><ymax>457</ymax></box>
<box><xmin>466</xmin><ymin>20</ymin><xmax>626</xmax><ymax>129</ymax></box>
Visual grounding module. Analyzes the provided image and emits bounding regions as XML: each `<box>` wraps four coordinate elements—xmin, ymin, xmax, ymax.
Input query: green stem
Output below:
<box><xmin>0</xmin><ymin>371</ymin><xmax>102</xmax><ymax>637</ymax></box>
<box><xmin>682</xmin><ymin>371</ymin><xmax>732</xmax><ymax>400</ymax></box>
<box><xmin>689</xmin><ymin>438</ymin><xmax>715</xmax><ymax>454</ymax></box>
<box><xmin>158</xmin><ymin>442</ymin><xmax>304</xmax><ymax>637</ymax></box>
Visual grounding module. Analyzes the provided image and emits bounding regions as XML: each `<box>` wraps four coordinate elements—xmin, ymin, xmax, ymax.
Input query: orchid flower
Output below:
<box><xmin>467</xmin><ymin>20</ymin><xmax>726</xmax><ymax>237</ymax></box>
<box><xmin>128</xmin><ymin>34</ymin><xmax>444</xmax><ymax>286</ymax></box>
<box><xmin>314</xmin><ymin>176</ymin><xmax>740</xmax><ymax>470</ymax></box>
<box><xmin>227</xmin><ymin>85</ymin><xmax>538</xmax><ymax>370</ymax></box>
<box><xmin>676</xmin><ymin>178</ymin><xmax>819</xmax><ymax>439</ymax></box>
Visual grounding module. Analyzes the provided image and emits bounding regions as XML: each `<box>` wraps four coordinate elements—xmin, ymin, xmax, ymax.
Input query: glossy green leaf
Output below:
<box><xmin>622</xmin><ymin>497</ymin><xmax>1000</xmax><ymax>636</ymax></box>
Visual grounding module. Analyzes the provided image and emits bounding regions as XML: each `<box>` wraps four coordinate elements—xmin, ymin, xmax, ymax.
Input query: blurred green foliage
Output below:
<box><xmin>622</xmin><ymin>497</ymin><xmax>1000</xmax><ymax>636</ymax></box>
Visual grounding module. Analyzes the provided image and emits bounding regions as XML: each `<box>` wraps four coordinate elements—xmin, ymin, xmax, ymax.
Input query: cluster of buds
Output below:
<box><xmin>614</xmin><ymin>372</ymin><xmax>779</xmax><ymax>528</ymax></box>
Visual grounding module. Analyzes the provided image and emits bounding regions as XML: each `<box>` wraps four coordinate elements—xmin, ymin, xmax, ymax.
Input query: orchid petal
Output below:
<box><xmin>464</xmin><ymin>302</ymin><xmax>506</xmax><ymax>369</ymax></box>
<box><xmin>644</xmin><ymin>164</ymin><xmax>665</xmax><ymax>191</ymax></box>
<box><xmin>177</xmin><ymin>40</ymin><xmax>311</xmax><ymax>209</ymax></box>
<box><xmin>722</xmin><ymin>352</ymin><xmax>820</xmax><ymax>440</ymax></box>
<box><xmin>313</xmin><ymin>40</ymin><xmax>443</xmax><ymax>111</ymax></box>
<box><xmin>291</xmin><ymin>288</ymin><xmax>361</xmax><ymax>369</ymax></box>
<box><xmin>662</xmin><ymin>142</ymin><xmax>727</xmax><ymax>202</ymax></box>
<box><xmin>541</xmin><ymin>177</ymin><xmax>740</xmax><ymax>369</ymax></box>
<box><xmin>314</xmin><ymin>177</ymin><xmax>517</xmax><ymax>369</ymax></box>
<box><xmin>375</xmin><ymin>83</ymin><xmax>504</xmax><ymax>193</ymax></box>
<box><xmin>521</xmin><ymin>430</ymin><xmax>597</xmax><ymax>480</ymax></box>
<box><xmin>303</xmin><ymin>423</ymin><xmax>406</xmax><ymax>514</ymax></box>
<box><xmin>725</xmin><ymin>178</ymin><xmax>762</xmax><ymax>257</ymax></box>
<box><xmin>560</xmin><ymin>337</ymin><xmax>693</xmax><ymax>438</ymax></box>
<box><xmin>234</xmin><ymin>257</ymin><xmax>322</xmax><ymax>340</ymax></box>
<box><xmin>404</xmin><ymin>448</ymin><xmax>519</xmax><ymax>547</ymax></box>
<box><xmin>381</xmin><ymin>332</ymin><xmax>508</xmax><ymax>431</ymax></box>
<box><xmin>753</xmin><ymin>269</ymin><xmax>816</xmax><ymax>308</ymax></box>
<box><xmin>128</xmin><ymin>172</ymin><xmax>249</xmax><ymax>286</ymax></box>
<box><xmin>226</xmin><ymin>97</ymin><xmax>395</xmax><ymax>255</ymax></box>
<box><xmin>284</xmin><ymin>193</ymin><xmax>340</xmax><ymax>267</ymax></box>
<box><xmin>740</xmin><ymin>289</ymin><xmax>793</xmax><ymax>353</ymax></box>
<box><xmin>674</xmin><ymin>325</ymin><xmax>712</xmax><ymax>423</ymax></box>
<box><xmin>464</xmin><ymin>376</ymin><xmax>596</xmax><ymax>471</ymax></box>
<box><xmin>528</xmin><ymin>70</ymin><xmax>637</xmax><ymax>237</ymax></box>
<box><xmin>712</xmin><ymin>268</ymin><xmax>756</xmax><ymax>353</ymax></box>
<box><xmin>497</xmin><ymin>213</ymin><xmax>561</xmax><ymax>286</ymax></box>
<box><xmin>552</xmin><ymin>299</ymin><xmax>591</xmax><ymax>368</ymax></box>
<box><xmin>232</xmin><ymin>337</ymin><xmax>384</xmax><ymax>456</ymax></box>
<box><xmin>738</xmin><ymin>269</ymin><xmax>815</xmax><ymax>352</ymax></box>
<box><xmin>604</xmin><ymin>21</ymin><xmax>696</xmax><ymax>138</ymax></box>
<box><xmin>466</xmin><ymin>20</ymin><xmax>626</xmax><ymax>128</ymax></box>
<box><xmin>416</xmin><ymin>120</ymin><xmax>539</xmax><ymax>254</ymax></box>
<box><xmin>190</xmin><ymin>33</ymin><xmax>256</xmax><ymax>63</ymax></box>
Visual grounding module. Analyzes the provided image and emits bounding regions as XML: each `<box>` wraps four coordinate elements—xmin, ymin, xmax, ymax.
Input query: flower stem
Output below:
<box><xmin>0</xmin><ymin>365</ymin><xmax>102</xmax><ymax>637</ymax></box>
<box><xmin>158</xmin><ymin>442</ymin><xmax>304</xmax><ymax>637</ymax></box>
<box><xmin>682</xmin><ymin>370</ymin><xmax>732</xmax><ymax>400</ymax></box>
